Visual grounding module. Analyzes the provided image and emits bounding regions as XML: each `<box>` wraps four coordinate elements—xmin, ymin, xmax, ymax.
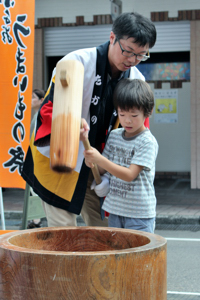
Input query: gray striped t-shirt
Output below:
<box><xmin>102</xmin><ymin>128</ymin><xmax>159</xmax><ymax>218</ymax></box>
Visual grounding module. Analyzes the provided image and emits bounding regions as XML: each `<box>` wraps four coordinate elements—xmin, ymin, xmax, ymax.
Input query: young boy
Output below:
<box><xmin>84</xmin><ymin>79</ymin><xmax>159</xmax><ymax>233</ymax></box>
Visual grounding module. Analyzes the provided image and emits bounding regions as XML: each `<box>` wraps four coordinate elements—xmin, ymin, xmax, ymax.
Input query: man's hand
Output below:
<box><xmin>80</xmin><ymin>118</ymin><xmax>89</xmax><ymax>141</ymax></box>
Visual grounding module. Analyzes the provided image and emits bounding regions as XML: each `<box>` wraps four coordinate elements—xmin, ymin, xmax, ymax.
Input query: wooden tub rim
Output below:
<box><xmin>0</xmin><ymin>226</ymin><xmax>167</xmax><ymax>256</ymax></box>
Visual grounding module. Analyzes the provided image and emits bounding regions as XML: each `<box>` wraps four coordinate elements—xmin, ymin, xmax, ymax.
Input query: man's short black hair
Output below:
<box><xmin>113</xmin><ymin>79</ymin><xmax>154</xmax><ymax>117</ymax></box>
<box><xmin>112</xmin><ymin>12</ymin><xmax>156</xmax><ymax>48</ymax></box>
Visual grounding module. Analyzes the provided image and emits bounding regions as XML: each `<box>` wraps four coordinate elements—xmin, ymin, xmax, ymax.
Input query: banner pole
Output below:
<box><xmin>21</xmin><ymin>183</ymin><xmax>30</xmax><ymax>230</ymax></box>
<box><xmin>0</xmin><ymin>188</ymin><xmax>6</xmax><ymax>230</ymax></box>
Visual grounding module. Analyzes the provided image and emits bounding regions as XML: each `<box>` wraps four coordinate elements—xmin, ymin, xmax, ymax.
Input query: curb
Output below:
<box><xmin>2</xmin><ymin>211</ymin><xmax>200</xmax><ymax>225</ymax></box>
<box><xmin>3</xmin><ymin>211</ymin><xmax>23</xmax><ymax>220</ymax></box>
<box><xmin>155</xmin><ymin>217</ymin><xmax>200</xmax><ymax>231</ymax></box>
<box><xmin>156</xmin><ymin>215</ymin><xmax>200</xmax><ymax>225</ymax></box>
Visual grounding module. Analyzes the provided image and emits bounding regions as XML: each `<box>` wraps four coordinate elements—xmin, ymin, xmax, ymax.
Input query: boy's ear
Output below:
<box><xmin>147</xmin><ymin>108</ymin><xmax>154</xmax><ymax>117</ymax></box>
<box><xmin>144</xmin><ymin>108</ymin><xmax>153</xmax><ymax>120</ymax></box>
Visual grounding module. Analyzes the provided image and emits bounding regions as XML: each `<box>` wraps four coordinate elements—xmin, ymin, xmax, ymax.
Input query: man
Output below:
<box><xmin>22</xmin><ymin>12</ymin><xmax>156</xmax><ymax>227</ymax></box>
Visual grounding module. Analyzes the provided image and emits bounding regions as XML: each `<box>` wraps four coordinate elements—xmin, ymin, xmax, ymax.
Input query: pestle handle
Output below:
<box><xmin>82</xmin><ymin>132</ymin><xmax>102</xmax><ymax>185</ymax></box>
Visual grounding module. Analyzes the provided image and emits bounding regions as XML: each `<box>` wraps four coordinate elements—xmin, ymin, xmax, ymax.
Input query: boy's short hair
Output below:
<box><xmin>113</xmin><ymin>79</ymin><xmax>154</xmax><ymax>117</ymax></box>
<box><xmin>112</xmin><ymin>12</ymin><xmax>156</xmax><ymax>48</ymax></box>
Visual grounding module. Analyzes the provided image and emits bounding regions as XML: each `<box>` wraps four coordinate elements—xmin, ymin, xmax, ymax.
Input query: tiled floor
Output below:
<box><xmin>155</xmin><ymin>178</ymin><xmax>200</xmax><ymax>220</ymax></box>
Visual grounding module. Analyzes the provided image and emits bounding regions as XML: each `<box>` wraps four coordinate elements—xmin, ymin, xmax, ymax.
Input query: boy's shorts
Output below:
<box><xmin>108</xmin><ymin>213</ymin><xmax>155</xmax><ymax>233</ymax></box>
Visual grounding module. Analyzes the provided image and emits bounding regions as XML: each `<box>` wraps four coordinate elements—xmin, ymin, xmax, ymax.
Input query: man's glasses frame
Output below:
<box><xmin>117</xmin><ymin>39</ymin><xmax>150</xmax><ymax>61</ymax></box>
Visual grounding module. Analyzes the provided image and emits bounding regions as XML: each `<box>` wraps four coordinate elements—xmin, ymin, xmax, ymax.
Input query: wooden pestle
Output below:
<box><xmin>50</xmin><ymin>60</ymin><xmax>84</xmax><ymax>173</ymax></box>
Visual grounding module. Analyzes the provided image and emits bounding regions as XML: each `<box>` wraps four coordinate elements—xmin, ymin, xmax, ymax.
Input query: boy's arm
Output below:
<box><xmin>84</xmin><ymin>147</ymin><xmax>143</xmax><ymax>182</ymax></box>
<box><xmin>97</xmin><ymin>155</ymin><xmax>143</xmax><ymax>181</ymax></box>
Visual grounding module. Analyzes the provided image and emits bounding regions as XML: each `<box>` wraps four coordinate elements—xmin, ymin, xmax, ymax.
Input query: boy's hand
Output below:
<box><xmin>84</xmin><ymin>147</ymin><xmax>106</xmax><ymax>175</ymax></box>
<box><xmin>84</xmin><ymin>157</ymin><xmax>94</xmax><ymax>169</ymax></box>
<box><xmin>80</xmin><ymin>118</ymin><xmax>89</xmax><ymax>141</ymax></box>
<box><xmin>84</xmin><ymin>147</ymin><xmax>101</xmax><ymax>165</ymax></box>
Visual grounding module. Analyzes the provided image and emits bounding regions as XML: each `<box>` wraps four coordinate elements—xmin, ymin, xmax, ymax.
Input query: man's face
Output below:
<box><xmin>108</xmin><ymin>32</ymin><xmax>149</xmax><ymax>76</ymax></box>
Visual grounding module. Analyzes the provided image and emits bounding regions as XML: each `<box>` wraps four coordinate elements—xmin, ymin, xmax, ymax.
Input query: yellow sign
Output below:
<box><xmin>155</xmin><ymin>98</ymin><xmax>177</xmax><ymax>114</ymax></box>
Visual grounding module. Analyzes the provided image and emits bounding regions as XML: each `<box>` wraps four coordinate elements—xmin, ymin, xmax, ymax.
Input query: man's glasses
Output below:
<box><xmin>117</xmin><ymin>39</ymin><xmax>150</xmax><ymax>61</ymax></box>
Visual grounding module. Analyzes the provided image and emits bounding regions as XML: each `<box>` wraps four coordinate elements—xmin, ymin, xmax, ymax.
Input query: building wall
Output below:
<box><xmin>126</xmin><ymin>0</ymin><xmax>200</xmax><ymax>18</ymax></box>
<box><xmin>35</xmin><ymin>0</ymin><xmax>200</xmax><ymax>24</ymax></box>
<box><xmin>190</xmin><ymin>20</ymin><xmax>200</xmax><ymax>188</ymax></box>
<box><xmin>149</xmin><ymin>82</ymin><xmax>191</xmax><ymax>173</ymax></box>
<box><xmin>33</xmin><ymin>28</ymin><xmax>43</xmax><ymax>90</ymax></box>
<box><xmin>35</xmin><ymin>0</ymin><xmax>110</xmax><ymax>24</ymax></box>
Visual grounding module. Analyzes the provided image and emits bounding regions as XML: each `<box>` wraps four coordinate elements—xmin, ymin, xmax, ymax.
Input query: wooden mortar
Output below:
<box><xmin>0</xmin><ymin>227</ymin><xmax>167</xmax><ymax>300</ymax></box>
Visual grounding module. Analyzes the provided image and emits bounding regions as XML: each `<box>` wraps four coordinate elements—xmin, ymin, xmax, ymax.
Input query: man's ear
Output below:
<box><xmin>110</xmin><ymin>31</ymin><xmax>115</xmax><ymax>45</ymax></box>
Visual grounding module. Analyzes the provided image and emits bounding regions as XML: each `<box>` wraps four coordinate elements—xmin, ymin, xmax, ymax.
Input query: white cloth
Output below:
<box><xmin>90</xmin><ymin>175</ymin><xmax>110</xmax><ymax>197</ymax></box>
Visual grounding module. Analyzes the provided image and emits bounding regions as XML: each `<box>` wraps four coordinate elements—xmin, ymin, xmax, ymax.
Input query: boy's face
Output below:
<box><xmin>108</xmin><ymin>32</ymin><xmax>149</xmax><ymax>77</ymax></box>
<box><xmin>118</xmin><ymin>107</ymin><xmax>146</xmax><ymax>137</ymax></box>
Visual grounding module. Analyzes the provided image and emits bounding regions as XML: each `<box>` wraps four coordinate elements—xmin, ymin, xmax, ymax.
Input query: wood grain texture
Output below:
<box><xmin>0</xmin><ymin>227</ymin><xmax>167</xmax><ymax>300</ymax></box>
<box><xmin>50</xmin><ymin>59</ymin><xmax>84</xmax><ymax>173</ymax></box>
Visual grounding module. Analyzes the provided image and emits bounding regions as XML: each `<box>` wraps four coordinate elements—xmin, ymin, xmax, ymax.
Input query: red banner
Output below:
<box><xmin>0</xmin><ymin>0</ymin><xmax>35</xmax><ymax>188</ymax></box>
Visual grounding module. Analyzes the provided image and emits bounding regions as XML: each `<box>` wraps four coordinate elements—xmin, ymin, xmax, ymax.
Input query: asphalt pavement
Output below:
<box><xmin>155</xmin><ymin>229</ymin><xmax>200</xmax><ymax>300</ymax></box>
<box><xmin>1</xmin><ymin>177</ymin><xmax>200</xmax><ymax>230</ymax></box>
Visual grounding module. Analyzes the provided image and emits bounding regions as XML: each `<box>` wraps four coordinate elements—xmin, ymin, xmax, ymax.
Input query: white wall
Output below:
<box><xmin>149</xmin><ymin>82</ymin><xmax>191</xmax><ymax>172</ymax></box>
<box><xmin>123</xmin><ymin>0</ymin><xmax>200</xmax><ymax>18</ymax></box>
<box><xmin>35</xmin><ymin>0</ymin><xmax>110</xmax><ymax>24</ymax></box>
<box><xmin>35</xmin><ymin>0</ymin><xmax>200</xmax><ymax>24</ymax></box>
